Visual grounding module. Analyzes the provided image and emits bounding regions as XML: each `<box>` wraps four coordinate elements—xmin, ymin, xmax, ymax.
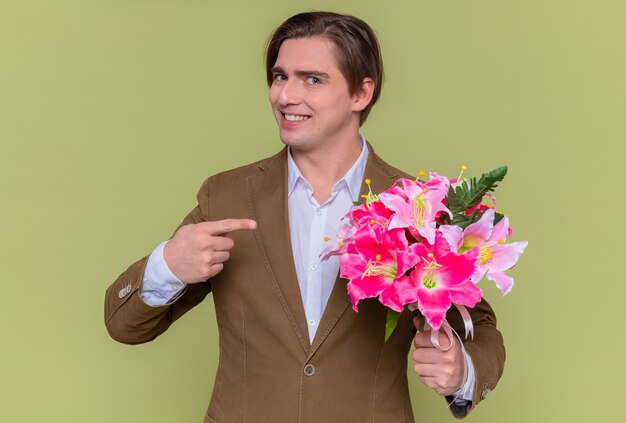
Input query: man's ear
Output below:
<box><xmin>351</xmin><ymin>77</ymin><xmax>375</xmax><ymax>112</ymax></box>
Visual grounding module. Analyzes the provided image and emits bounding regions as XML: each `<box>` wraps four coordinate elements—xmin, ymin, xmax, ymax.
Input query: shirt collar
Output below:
<box><xmin>287</xmin><ymin>135</ymin><xmax>369</xmax><ymax>202</ymax></box>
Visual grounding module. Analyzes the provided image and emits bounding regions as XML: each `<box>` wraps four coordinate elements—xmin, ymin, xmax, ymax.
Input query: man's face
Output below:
<box><xmin>269</xmin><ymin>37</ymin><xmax>362</xmax><ymax>153</ymax></box>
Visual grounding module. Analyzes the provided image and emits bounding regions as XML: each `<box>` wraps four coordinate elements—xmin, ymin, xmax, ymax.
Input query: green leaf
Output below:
<box><xmin>443</xmin><ymin>166</ymin><xmax>508</xmax><ymax>229</ymax></box>
<box><xmin>493</xmin><ymin>211</ymin><xmax>505</xmax><ymax>226</ymax></box>
<box><xmin>384</xmin><ymin>309</ymin><xmax>401</xmax><ymax>342</ymax></box>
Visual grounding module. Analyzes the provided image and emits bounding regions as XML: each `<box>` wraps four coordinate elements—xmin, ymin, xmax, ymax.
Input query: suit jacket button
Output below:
<box><xmin>303</xmin><ymin>364</ymin><xmax>315</xmax><ymax>376</ymax></box>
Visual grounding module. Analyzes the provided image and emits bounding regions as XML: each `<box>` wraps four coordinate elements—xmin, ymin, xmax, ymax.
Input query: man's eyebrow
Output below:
<box><xmin>294</xmin><ymin>69</ymin><xmax>330</xmax><ymax>79</ymax></box>
<box><xmin>270</xmin><ymin>66</ymin><xmax>330</xmax><ymax>79</ymax></box>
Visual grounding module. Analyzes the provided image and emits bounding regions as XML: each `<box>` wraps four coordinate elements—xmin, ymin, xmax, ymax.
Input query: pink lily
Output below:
<box><xmin>340</xmin><ymin>227</ymin><xmax>409</xmax><ymax>312</ymax></box>
<box><xmin>439</xmin><ymin>208</ymin><xmax>496</xmax><ymax>255</ymax></box>
<box><xmin>378</xmin><ymin>174</ymin><xmax>452</xmax><ymax>244</ymax></box>
<box><xmin>320</xmin><ymin>219</ymin><xmax>357</xmax><ymax>261</ymax></box>
<box><xmin>394</xmin><ymin>233</ymin><xmax>481</xmax><ymax>330</ymax></box>
<box><xmin>439</xmin><ymin>209</ymin><xmax>527</xmax><ymax>295</ymax></box>
<box><xmin>321</xmin><ymin>197</ymin><xmax>394</xmax><ymax>261</ymax></box>
<box><xmin>349</xmin><ymin>200</ymin><xmax>394</xmax><ymax>242</ymax></box>
<box><xmin>477</xmin><ymin>214</ymin><xmax>527</xmax><ymax>295</ymax></box>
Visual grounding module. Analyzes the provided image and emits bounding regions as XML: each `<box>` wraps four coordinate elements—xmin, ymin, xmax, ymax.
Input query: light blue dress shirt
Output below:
<box><xmin>286</xmin><ymin>137</ymin><xmax>369</xmax><ymax>343</ymax></box>
<box><xmin>138</xmin><ymin>136</ymin><xmax>475</xmax><ymax>402</ymax></box>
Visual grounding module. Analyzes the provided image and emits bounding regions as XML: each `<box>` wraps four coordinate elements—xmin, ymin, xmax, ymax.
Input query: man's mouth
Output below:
<box><xmin>283</xmin><ymin>113</ymin><xmax>310</xmax><ymax>122</ymax></box>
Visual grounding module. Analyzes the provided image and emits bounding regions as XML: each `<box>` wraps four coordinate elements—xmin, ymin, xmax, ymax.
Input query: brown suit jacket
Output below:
<box><xmin>104</xmin><ymin>143</ymin><xmax>505</xmax><ymax>422</ymax></box>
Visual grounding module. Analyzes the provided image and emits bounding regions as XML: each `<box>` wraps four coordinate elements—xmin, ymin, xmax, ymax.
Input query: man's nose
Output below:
<box><xmin>277</xmin><ymin>80</ymin><xmax>301</xmax><ymax>105</ymax></box>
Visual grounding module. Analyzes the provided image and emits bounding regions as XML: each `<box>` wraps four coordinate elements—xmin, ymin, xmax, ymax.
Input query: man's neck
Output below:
<box><xmin>290</xmin><ymin>136</ymin><xmax>363</xmax><ymax>204</ymax></box>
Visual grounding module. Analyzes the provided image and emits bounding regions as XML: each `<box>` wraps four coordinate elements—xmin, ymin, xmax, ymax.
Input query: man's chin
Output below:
<box><xmin>279</xmin><ymin>134</ymin><xmax>308</xmax><ymax>149</ymax></box>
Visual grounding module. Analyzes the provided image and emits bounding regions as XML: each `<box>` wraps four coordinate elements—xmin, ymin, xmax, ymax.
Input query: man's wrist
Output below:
<box><xmin>139</xmin><ymin>241</ymin><xmax>186</xmax><ymax>306</ymax></box>
<box><xmin>452</xmin><ymin>348</ymin><xmax>476</xmax><ymax>402</ymax></box>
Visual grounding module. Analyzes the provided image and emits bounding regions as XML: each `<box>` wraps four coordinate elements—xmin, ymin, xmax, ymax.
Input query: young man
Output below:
<box><xmin>104</xmin><ymin>12</ymin><xmax>504</xmax><ymax>422</ymax></box>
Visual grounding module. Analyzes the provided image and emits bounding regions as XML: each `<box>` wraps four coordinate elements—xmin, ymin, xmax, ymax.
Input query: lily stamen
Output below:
<box><xmin>478</xmin><ymin>238</ymin><xmax>507</xmax><ymax>264</ymax></box>
<box><xmin>457</xmin><ymin>164</ymin><xmax>468</xmax><ymax>182</ymax></box>
<box><xmin>368</xmin><ymin>219</ymin><xmax>386</xmax><ymax>228</ymax></box>
<box><xmin>362</xmin><ymin>257</ymin><xmax>397</xmax><ymax>280</ymax></box>
<box><xmin>421</xmin><ymin>254</ymin><xmax>441</xmax><ymax>270</ymax></box>
<box><xmin>361</xmin><ymin>177</ymin><xmax>378</xmax><ymax>207</ymax></box>
<box><xmin>412</xmin><ymin>189</ymin><xmax>430</xmax><ymax>228</ymax></box>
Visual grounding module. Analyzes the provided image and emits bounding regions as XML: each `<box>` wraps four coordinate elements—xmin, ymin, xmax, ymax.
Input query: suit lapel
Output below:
<box><xmin>308</xmin><ymin>144</ymin><xmax>403</xmax><ymax>358</ymax></box>
<box><xmin>246</xmin><ymin>149</ymin><xmax>310</xmax><ymax>354</ymax></box>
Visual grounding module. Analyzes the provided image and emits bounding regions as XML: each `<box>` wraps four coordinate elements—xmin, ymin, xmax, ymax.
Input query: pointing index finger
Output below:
<box><xmin>211</xmin><ymin>218</ymin><xmax>257</xmax><ymax>235</ymax></box>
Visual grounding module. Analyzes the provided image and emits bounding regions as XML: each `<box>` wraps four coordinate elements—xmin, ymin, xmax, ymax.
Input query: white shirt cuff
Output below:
<box><xmin>452</xmin><ymin>349</ymin><xmax>476</xmax><ymax>404</ymax></box>
<box><xmin>139</xmin><ymin>241</ymin><xmax>186</xmax><ymax>306</ymax></box>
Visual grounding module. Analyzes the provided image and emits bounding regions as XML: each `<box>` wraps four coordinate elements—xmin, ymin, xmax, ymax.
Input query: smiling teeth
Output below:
<box><xmin>284</xmin><ymin>114</ymin><xmax>309</xmax><ymax>121</ymax></box>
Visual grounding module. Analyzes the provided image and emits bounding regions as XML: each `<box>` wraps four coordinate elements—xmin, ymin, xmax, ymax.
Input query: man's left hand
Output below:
<box><xmin>412</xmin><ymin>317</ymin><xmax>466</xmax><ymax>396</ymax></box>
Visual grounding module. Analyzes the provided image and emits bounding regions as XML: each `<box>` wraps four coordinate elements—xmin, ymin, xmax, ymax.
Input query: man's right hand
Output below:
<box><xmin>163</xmin><ymin>218</ymin><xmax>257</xmax><ymax>284</ymax></box>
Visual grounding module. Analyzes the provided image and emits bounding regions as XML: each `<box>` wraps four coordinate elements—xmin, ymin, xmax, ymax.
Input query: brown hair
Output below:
<box><xmin>265</xmin><ymin>11</ymin><xmax>384</xmax><ymax>126</ymax></box>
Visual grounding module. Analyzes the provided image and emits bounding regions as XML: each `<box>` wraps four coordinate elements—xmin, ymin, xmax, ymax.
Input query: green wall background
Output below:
<box><xmin>1</xmin><ymin>1</ymin><xmax>623</xmax><ymax>422</ymax></box>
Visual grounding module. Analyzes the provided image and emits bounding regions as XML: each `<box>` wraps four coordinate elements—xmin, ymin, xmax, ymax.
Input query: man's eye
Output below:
<box><xmin>273</xmin><ymin>74</ymin><xmax>287</xmax><ymax>82</ymax></box>
<box><xmin>306</xmin><ymin>76</ymin><xmax>321</xmax><ymax>85</ymax></box>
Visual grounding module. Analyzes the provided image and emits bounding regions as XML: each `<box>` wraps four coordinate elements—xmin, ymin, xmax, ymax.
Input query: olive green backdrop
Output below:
<box><xmin>1</xmin><ymin>0</ymin><xmax>623</xmax><ymax>422</ymax></box>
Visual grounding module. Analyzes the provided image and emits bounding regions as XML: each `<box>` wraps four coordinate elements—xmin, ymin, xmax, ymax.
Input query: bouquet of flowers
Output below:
<box><xmin>321</xmin><ymin>166</ymin><xmax>527</xmax><ymax>344</ymax></box>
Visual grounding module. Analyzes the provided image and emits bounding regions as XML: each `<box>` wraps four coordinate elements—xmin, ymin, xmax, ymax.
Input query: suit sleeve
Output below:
<box><xmin>445</xmin><ymin>298</ymin><xmax>506</xmax><ymax>418</ymax></box>
<box><xmin>103</xmin><ymin>177</ymin><xmax>213</xmax><ymax>345</ymax></box>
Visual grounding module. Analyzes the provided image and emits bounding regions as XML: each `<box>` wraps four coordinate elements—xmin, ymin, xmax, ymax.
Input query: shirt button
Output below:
<box><xmin>308</xmin><ymin>319</ymin><xmax>316</xmax><ymax>326</ymax></box>
<box><xmin>310</xmin><ymin>263</ymin><xmax>318</xmax><ymax>271</ymax></box>
<box><xmin>316</xmin><ymin>209</ymin><xmax>323</xmax><ymax>216</ymax></box>
<box><xmin>304</xmin><ymin>363</ymin><xmax>315</xmax><ymax>376</ymax></box>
